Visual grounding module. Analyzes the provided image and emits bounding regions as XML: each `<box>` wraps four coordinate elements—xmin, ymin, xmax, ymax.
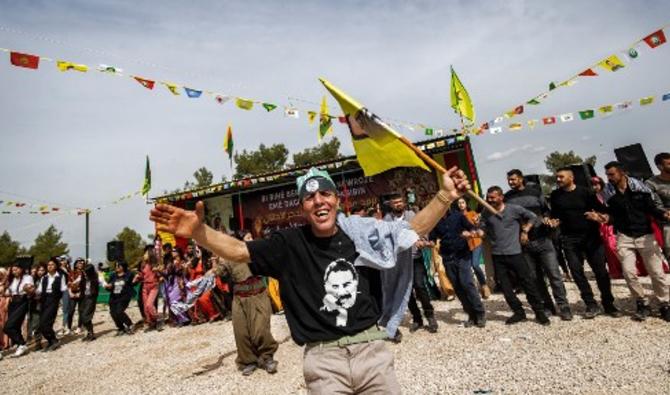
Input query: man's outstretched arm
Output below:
<box><xmin>150</xmin><ymin>201</ymin><xmax>250</xmax><ymax>263</ymax></box>
<box><xmin>411</xmin><ymin>167</ymin><xmax>470</xmax><ymax>236</ymax></box>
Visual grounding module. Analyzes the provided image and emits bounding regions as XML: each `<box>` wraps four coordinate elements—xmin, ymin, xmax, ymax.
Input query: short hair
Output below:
<box><xmin>604</xmin><ymin>161</ymin><xmax>624</xmax><ymax>171</ymax></box>
<box><xmin>486</xmin><ymin>186</ymin><xmax>504</xmax><ymax>195</ymax></box>
<box><xmin>323</xmin><ymin>258</ymin><xmax>358</xmax><ymax>282</ymax></box>
<box><xmin>654</xmin><ymin>152</ymin><xmax>670</xmax><ymax>166</ymax></box>
<box><xmin>506</xmin><ymin>169</ymin><xmax>524</xmax><ymax>178</ymax></box>
<box><xmin>387</xmin><ymin>192</ymin><xmax>403</xmax><ymax>200</ymax></box>
<box><xmin>556</xmin><ymin>166</ymin><xmax>573</xmax><ymax>174</ymax></box>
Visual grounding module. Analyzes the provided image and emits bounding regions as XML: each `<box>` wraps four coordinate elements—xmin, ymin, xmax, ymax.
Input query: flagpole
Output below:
<box><xmin>397</xmin><ymin>135</ymin><xmax>499</xmax><ymax>216</ymax></box>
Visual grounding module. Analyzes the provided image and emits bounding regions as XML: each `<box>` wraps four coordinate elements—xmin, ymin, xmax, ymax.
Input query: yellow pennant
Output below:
<box><xmin>56</xmin><ymin>61</ymin><xmax>88</xmax><ymax>72</ymax></box>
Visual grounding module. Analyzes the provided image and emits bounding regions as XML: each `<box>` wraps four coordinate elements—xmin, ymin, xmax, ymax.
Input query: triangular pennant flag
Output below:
<box><xmin>639</xmin><ymin>96</ymin><xmax>654</xmax><ymax>106</ymax></box>
<box><xmin>215</xmin><ymin>94</ymin><xmax>231</xmax><ymax>104</ymax></box>
<box><xmin>543</xmin><ymin>116</ymin><xmax>556</xmax><ymax>125</ymax></box>
<box><xmin>134</xmin><ymin>76</ymin><xmax>155</xmax><ymax>90</ymax></box>
<box><xmin>625</xmin><ymin>46</ymin><xmax>640</xmax><ymax>61</ymax></box>
<box><xmin>450</xmin><ymin>66</ymin><xmax>475</xmax><ymax>123</ymax></box>
<box><xmin>319</xmin><ymin>96</ymin><xmax>333</xmax><ymax>140</ymax></box>
<box><xmin>494</xmin><ymin>116</ymin><xmax>504</xmax><ymax>124</ymax></box>
<box><xmin>163</xmin><ymin>82</ymin><xmax>180</xmax><ymax>95</ymax></box>
<box><xmin>320</xmin><ymin>77</ymin><xmax>430</xmax><ymax>176</ymax></box>
<box><xmin>262</xmin><ymin>103</ymin><xmax>277</xmax><ymax>112</ymax></box>
<box><xmin>526</xmin><ymin>98</ymin><xmax>540</xmax><ymax>105</ymax></box>
<box><xmin>98</xmin><ymin>64</ymin><xmax>122</xmax><ymax>74</ymax></box>
<box><xmin>578</xmin><ymin>110</ymin><xmax>595</xmax><ymax>120</ymax></box>
<box><xmin>579</xmin><ymin>68</ymin><xmax>598</xmax><ymax>77</ymax></box>
<box><xmin>662</xmin><ymin>93</ymin><xmax>670</xmax><ymax>101</ymax></box>
<box><xmin>489</xmin><ymin>126</ymin><xmax>503</xmax><ymax>134</ymax></box>
<box><xmin>235</xmin><ymin>97</ymin><xmax>254</xmax><ymax>110</ymax></box>
<box><xmin>425</xmin><ymin>128</ymin><xmax>434</xmax><ymax>136</ymax></box>
<box><xmin>480</xmin><ymin>122</ymin><xmax>490</xmax><ymax>130</ymax></box>
<box><xmin>307</xmin><ymin>111</ymin><xmax>317</xmax><ymax>125</ymax></box>
<box><xmin>527</xmin><ymin>119</ymin><xmax>538</xmax><ymax>129</ymax></box>
<box><xmin>509</xmin><ymin>123</ymin><xmax>522</xmax><ymax>131</ymax></box>
<box><xmin>10</xmin><ymin>51</ymin><xmax>40</xmax><ymax>69</ymax></box>
<box><xmin>616</xmin><ymin>101</ymin><xmax>633</xmax><ymax>110</ymax></box>
<box><xmin>598</xmin><ymin>55</ymin><xmax>625</xmax><ymax>72</ymax></box>
<box><xmin>56</xmin><ymin>60</ymin><xmax>88</xmax><ymax>72</ymax></box>
<box><xmin>599</xmin><ymin>105</ymin><xmax>614</xmax><ymax>114</ymax></box>
<box><xmin>549</xmin><ymin>82</ymin><xmax>557</xmax><ymax>91</ymax></box>
<box><xmin>559</xmin><ymin>79</ymin><xmax>577</xmax><ymax>87</ymax></box>
<box><xmin>560</xmin><ymin>113</ymin><xmax>574</xmax><ymax>122</ymax></box>
<box><xmin>285</xmin><ymin>107</ymin><xmax>300</xmax><ymax>119</ymax></box>
<box><xmin>514</xmin><ymin>105</ymin><xmax>524</xmax><ymax>115</ymax></box>
<box><xmin>184</xmin><ymin>87</ymin><xmax>202</xmax><ymax>98</ymax></box>
<box><xmin>643</xmin><ymin>29</ymin><xmax>667</xmax><ymax>49</ymax></box>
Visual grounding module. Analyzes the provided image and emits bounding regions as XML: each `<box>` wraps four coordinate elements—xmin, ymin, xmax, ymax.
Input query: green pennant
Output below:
<box><xmin>578</xmin><ymin>110</ymin><xmax>595</xmax><ymax>120</ymax></box>
<box><xmin>262</xmin><ymin>103</ymin><xmax>278</xmax><ymax>112</ymax></box>
<box><xmin>425</xmin><ymin>128</ymin><xmax>434</xmax><ymax>136</ymax></box>
<box><xmin>526</xmin><ymin>98</ymin><xmax>540</xmax><ymax>105</ymax></box>
<box><xmin>549</xmin><ymin>82</ymin><xmax>557</xmax><ymax>91</ymax></box>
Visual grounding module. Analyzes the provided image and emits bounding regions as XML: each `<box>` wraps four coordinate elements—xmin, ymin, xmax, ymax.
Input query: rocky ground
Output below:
<box><xmin>1</xmin><ymin>277</ymin><xmax>669</xmax><ymax>394</ymax></box>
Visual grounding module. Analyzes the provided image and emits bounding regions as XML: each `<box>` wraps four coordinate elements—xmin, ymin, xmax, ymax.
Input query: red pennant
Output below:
<box><xmin>643</xmin><ymin>29</ymin><xmax>667</xmax><ymax>49</ymax></box>
<box><xmin>579</xmin><ymin>68</ymin><xmax>598</xmax><ymax>77</ymax></box>
<box><xmin>514</xmin><ymin>105</ymin><xmax>524</xmax><ymax>115</ymax></box>
<box><xmin>133</xmin><ymin>76</ymin><xmax>155</xmax><ymax>90</ymax></box>
<box><xmin>338</xmin><ymin>116</ymin><xmax>347</xmax><ymax>124</ymax></box>
<box><xmin>542</xmin><ymin>116</ymin><xmax>556</xmax><ymax>125</ymax></box>
<box><xmin>10</xmin><ymin>51</ymin><xmax>40</xmax><ymax>69</ymax></box>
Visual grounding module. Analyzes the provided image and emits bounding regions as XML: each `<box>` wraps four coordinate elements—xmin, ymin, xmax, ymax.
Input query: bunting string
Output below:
<box><xmin>482</xmin><ymin>24</ymin><xmax>669</xmax><ymax>130</ymax></box>
<box><xmin>0</xmin><ymin>190</ymin><xmax>143</xmax><ymax>216</ymax></box>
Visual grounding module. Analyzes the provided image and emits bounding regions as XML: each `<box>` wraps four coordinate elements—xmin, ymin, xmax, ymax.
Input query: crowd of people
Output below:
<box><xmin>2</xmin><ymin>152</ymin><xmax>669</xmax><ymax>392</ymax></box>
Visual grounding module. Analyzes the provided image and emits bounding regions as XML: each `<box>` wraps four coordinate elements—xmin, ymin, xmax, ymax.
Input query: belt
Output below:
<box><xmin>234</xmin><ymin>278</ymin><xmax>266</xmax><ymax>294</ymax></box>
<box><xmin>306</xmin><ymin>327</ymin><xmax>389</xmax><ymax>348</ymax></box>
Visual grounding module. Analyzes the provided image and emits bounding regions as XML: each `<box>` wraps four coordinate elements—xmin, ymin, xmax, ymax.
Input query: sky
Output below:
<box><xmin>1</xmin><ymin>0</ymin><xmax>669</xmax><ymax>262</ymax></box>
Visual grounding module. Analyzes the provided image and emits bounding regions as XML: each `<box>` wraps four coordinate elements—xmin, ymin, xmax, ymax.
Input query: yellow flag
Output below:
<box><xmin>163</xmin><ymin>82</ymin><xmax>180</xmax><ymax>95</ymax></box>
<box><xmin>235</xmin><ymin>97</ymin><xmax>254</xmax><ymax>110</ymax></box>
<box><xmin>56</xmin><ymin>61</ymin><xmax>88</xmax><ymax>72</ymax></box>
<box><xmin>307</xmin><ymin>111</ymin><xmax>317</xmax><ymax>125</ymax></box>
<box><xmin>319</xmin><ymin>96</ymin><xmax>333</xmax><ymax>140</ymax></box>
<box><xmin>450</xmin><ymin>66</ymin><xmax>475</xmax><ymax>123</ymax></box>
<box><xmin>319</xmin><ymin>78</ymin><xmax>430</xmax><ymax>176</ymax></box>
<box><xmin>598</xmin><ymin>55</ymin><xmax>625</xmax><ymax>72</ymax></box>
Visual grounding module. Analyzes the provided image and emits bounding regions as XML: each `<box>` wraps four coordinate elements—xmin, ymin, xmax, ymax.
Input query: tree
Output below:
<box><xmin>28</xmin><ymin>225</ymin><xmax>69</xmax><ymax>264</ymax></box>
<box><xmin>541</xmin><ymin>150</ymin><xmax>597</xmax><ymax>193</ymax></box>
<box><xmin>193</xmin><ymin>167</ymin><xmax>214</xmax><ymax>188</ymax></box>
<box><xmin>234</xmin><ymin>143</ymin><xmax>289</xmax><ymax>178</ymax></box>
<box><xmin>292</xmin><ymin>137</ymin><xmax>342</xmax><ymax>167</ymax></box>
<box><xmin>115</xmin><ymin>227</ymin><xmax>145</xmax><ymax>269</ymax></box>
<box><xmin>0</xmin><ymin>231</ymin><xmax>23</xmax><ymax>267</ymax></box>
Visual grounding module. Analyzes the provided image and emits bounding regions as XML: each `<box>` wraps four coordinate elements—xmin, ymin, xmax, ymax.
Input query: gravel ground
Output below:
<box><xmin>1</xmin><ymin>277</ymin><xmax>669</xmax><ymax>394</ymax></box>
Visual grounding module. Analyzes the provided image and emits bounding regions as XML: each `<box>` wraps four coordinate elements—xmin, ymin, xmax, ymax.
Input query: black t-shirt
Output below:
<box><xmin>246</xmin><ymin>225</ymin><xmax>381</xmax><ymax>345</ymax></box>
<box><xmin>550</xmin><ymin>185</ymin><xmax>605</xmax><ymax>237</ymax></box>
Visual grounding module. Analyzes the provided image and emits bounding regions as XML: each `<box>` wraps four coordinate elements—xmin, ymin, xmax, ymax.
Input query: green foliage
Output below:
<box><xmin>0</xmin><ymin>231</ymin><xmax>23</xmax><ymax>267</ymax></box>
<box><xmin>114</xmin><ymin>227</ymin><xmax>145</xmax><ymax>270</ymax></box>
<box><xmin>292</xmin><ymin>137</ymin><xmax>342</xmax><ymax>167</ymax></box>
<box><xmin>193</xmin><ymin>167</ymin><xmax>214</xmax><ymax>188</ymax></box>
<box><xmin>543</xmin><ymin>151</ymin><xmax>597</xmax><ymax>192</ymax></box>
<box><xmin>28</xmin><ymin>225</ymin><xmax>69</xmax><ymax>264</ymax></box>
<box><xmin>234</xmin><ymin>143</ymin><xmax>289</xmax><ymax>178</ymax></box>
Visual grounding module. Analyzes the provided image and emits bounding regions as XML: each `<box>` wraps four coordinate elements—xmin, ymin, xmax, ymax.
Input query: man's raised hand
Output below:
<box><xmin>149</xmin><ymin>201</ymin><xmax>205</xmax><ymax>239</ymax></box>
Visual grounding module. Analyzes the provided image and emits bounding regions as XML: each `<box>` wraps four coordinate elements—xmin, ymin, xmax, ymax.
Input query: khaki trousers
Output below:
<box><xmin>303</xmin><ymin>340</ymin><xmax>400</xmax><ymax>395</ymax></box>
<box><xmin>232</xmin><ymin>290</ymin><xmax>278</xmax><ymax>368</ymax></box>
<box><xmin>616</xmin><ymin>233</ymin><xmax>669</xmax><ymax>303</ymax></box>
<box><xmin>663</xmin><ymin>225</ymin><xmax>670</xmax><ymax>259</ymax></box>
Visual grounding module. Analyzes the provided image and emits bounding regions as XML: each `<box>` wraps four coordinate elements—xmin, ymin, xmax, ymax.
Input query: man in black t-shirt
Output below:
<box><xmin>150</xmin><ymin>166</ymin><xmax>470</xmax><ymax>394</ymax></box>
<box><xmin>549</xmin><ymin>167</ymin><xmax>621</xmax><ymax>319</ymax></box>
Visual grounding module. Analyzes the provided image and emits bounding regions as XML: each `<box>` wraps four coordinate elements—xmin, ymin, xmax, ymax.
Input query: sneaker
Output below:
<box><xmin>390</xmin><ymin>329</ymin><xmax>403</xmax><ymax>344</ymax></box>
<box><xmin>241</xmin><ymin>364</ymin><xmax>257</xmax><ymax>376</ymax></box>
<box><xmin>535</xmin><ymin>311</ymin><xmax>551</xmax><ymax>326</ymax></box>
<box><xmin>62</xmin><ymin>329</ymin><xmax>71</xmax><ymax>336</ymax></box>
<box><xmin>603</xmin><ymin>305</ymin><xmax>622</xmax><ymax>318</ymax></box>
<box><xmin>558</xmin><ymin>306</ymin><xmax>573</xmax><ymax>321</ymax></box>
<box><xmin>505</xmin><ymin>311</ymin><xmax>527</xmax><ymax>325</ymax></box>
<box><xmin>584</xmin><ymin>304</ymin><xmax>600</xmax><ymax>319</ymax></box>
<box><xmin>426</xmin><ymin>317</ymin><xmax>438</xmax><ymax>333</ymax></box>
<box><xmin>409</xmin><ymin>322</ymin><xmax>423</xmax><ymax>333</ymax></box>
<box><xmin>475</xmin><ymin>313</ymin><xmax>487</xmax><ymax>328</ymax></box>
<box><xmin>13</xmin><ymin>345</ymin><xmax>29</xmax><ymax>357</ymax></box>
<box><xmin>632</xmin><ymin>300</ymin><xmax>651</xmax><ymax>322</ymax></box>
<box><xmin>263</xmin><ymin>359</ymin><xmax>278</xmax><ymax>374</ymax></box>
<box><xmin>480</xmin><ymin>284</ymin><xmax>491</xmax><ymax>300</ymax></box>
<box><xmin>659</xmin><ymin>304</ymin><xmax>670</xmax><ymax>322</ymax></box>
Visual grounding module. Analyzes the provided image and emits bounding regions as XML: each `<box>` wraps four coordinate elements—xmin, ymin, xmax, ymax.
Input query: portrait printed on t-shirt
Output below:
<box><xmin>320</xmin><ymin>259</ymin><xmax>359</xmax><ymax>327</ymax></box>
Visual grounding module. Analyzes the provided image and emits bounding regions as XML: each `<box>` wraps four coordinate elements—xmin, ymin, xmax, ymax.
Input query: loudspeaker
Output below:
<box><xmin>16</xmin><ymin>255</ymin><xmax>34</xmax><ymax>270</ymax></box>
<box><xmin>614</xmin><ymin>143</ymin><xmax>653</xmax><ymax>180</ymax></box>
<box><xmin>522</xmin><ymin>174</ymin><xmax>543</xmax><ymax>196</ymax></box>
<box><xmin>570</xmin><ymin>164</ymin><xmax>597</xmax><ymax>189</ymax></box>
<box><xmin>107</xmin><ymin>241</ymin><xmax>124</xmax><ymax>262</ymax></box>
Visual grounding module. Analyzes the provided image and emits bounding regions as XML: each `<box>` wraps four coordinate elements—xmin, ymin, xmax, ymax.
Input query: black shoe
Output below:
<box><xmin>426</xmin><ymin>317</ymin><xmax>438</xmax><ymax>333</ymax></box>
<box><xmin>242</xmin><ymin>364</ymin><xmax>257</xmax><ymax>376</ymax></box>
<box><xmin>463</xmin><ymin>315</ymin><xmax>476</xmax><ymax>328</ymax></box>
<box><xmin>632</xmin><ymin>300</ymin><xmax>651</xmax><ymax>322</ymax></box>
<box><xmin>558</xmin><ymin>306</ymin><xmax>573</xmax><ymax>321</ymax></box>
<box><xmin>603</xmin><ymin>305</ymin><xmax>622</xmax><ymax>318</ymax></box>
<box><xmin>505</xmin><ymin>311</ymin><xmax>527</xmax><ymax>325</ymax></box>
<box><xmin>535</xmin><ymin>311</ymin><xmax>551</xmax><ymax>326</ymax></box>
<box><xmin>409</xmin><ymin>322</ymin><xmax>423</xmax><ymax>333</ymax></box>
<box><xmin>584</xmin><ymin>304</ymin><xmax>600</xmax><ymax>319</ymax></box>
<box><xmin>263</xmin><ymin>359</ymin><xmax>278</xmax><ymax>374</ymax></box>
<box><xmin>659</xmin><ymin>304</ymin><xmax>670</xmax><ymax>322</ymax></box>
<box><xmin>475</xmin><ymin>313</ymin><xmax>486</xmax><ymax>328</ymax></box>
<box><xmin>390</xmin><ymin>329</ymin><xmax>403</xmax><ymax>344</ymax></box>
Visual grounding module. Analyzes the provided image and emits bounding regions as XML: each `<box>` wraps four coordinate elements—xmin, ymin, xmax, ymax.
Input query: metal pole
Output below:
<box><xmin>85</xmin><ymin>210</ymin><xmax>90</xmax><ymax>260</ymax></box>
